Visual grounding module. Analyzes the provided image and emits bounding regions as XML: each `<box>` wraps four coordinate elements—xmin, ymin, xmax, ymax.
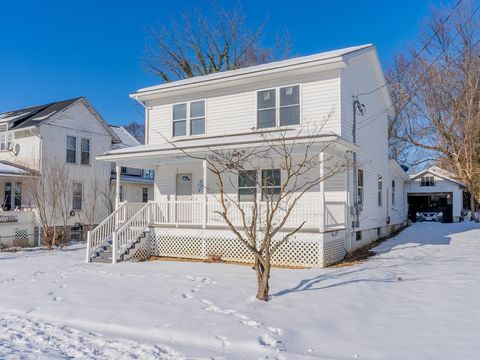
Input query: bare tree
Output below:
<box><xmin>124</xmin><ymin>121</ymin><xmax>145</xmax><ymax>144</ymax></box>
<box><xmin>156</xmin><ymin>115</ymin><xmax>348</xmax><ymax>301</ymax></box>
<box><xmin>143</xmin><ymin>2</ymin><xmax>290</xmax><ymax>81</ymax></box>
<box><xmin>389</xmin><ymin>0</ymin><xmax>480</xmax><ymax>219</ymax></box>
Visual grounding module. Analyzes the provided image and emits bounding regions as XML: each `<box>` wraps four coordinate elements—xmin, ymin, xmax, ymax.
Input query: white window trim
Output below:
<box><xmin>80</xmin><ymin>137</ymin><xmax>91</xmax><ymax>166</ymax></box>
<box><xmin>256</xmin><ymin>84</ymin><xmax>301</xmax><ymax>129</ymax></box>
<box><xmin>172</xmin><ymin>99</ymin><xmax>207</xmax><ymax>139</ymax></box>
<box><xmin>66</xmin><ymin>135</ymin><xmax>77</xmax><ymax>164</ymax></box>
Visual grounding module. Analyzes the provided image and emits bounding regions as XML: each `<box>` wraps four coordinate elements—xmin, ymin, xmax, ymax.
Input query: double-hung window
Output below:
<box><xmin>391</xmin><ymin>180</ymin><xmax>396</xmax><ymax>206</ymax></box>
<box><xmin>0</xmin><ymin>132</ymin><xmax>13</xmax><ymax>151</ymax></box>
<box><xmin>378</xmin><ymin>176</ymin><xmax>383</xmax><ymax>207</ymax></box>
<box><xmin>238</xmin><ymin>170</ymin><xmax>257</xmax><ymax>202</ymax></box>
<box><xmin>262</xmin><ymin>169</ymin><xmax>281</xmax><ymax>201</ymax></box>
<box><xmin>257</xmin><ymin>85</ymin><xmax>300</xmax><ymax>129</ymax></box>
<box><xmin>72</xmin><ymin>182</ymin><xmax>82</xmax><ymax>210</ymax></box>
<box><xmin>80</xmin><ymin>138</ymin><xmax>90</xmax><ymax>165</ymax></box>
<box><xmin>66</xmin><ymin>136</ymin><xmax>77</xmax><ymax>163</ymax></box>
<box><xmin>357</xmin><ymin>169</ymin><xmax>364</xmax><ymax>206</ymax></box>
<box><xmin>173</xmin><ymin>101</ymin><xmax>205</xmax><ymax>137</ymax></box>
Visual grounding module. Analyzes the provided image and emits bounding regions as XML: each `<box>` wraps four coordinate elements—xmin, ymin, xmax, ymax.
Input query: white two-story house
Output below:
<box><xmin>90</xmin><ymin>44</ymin><xmax>409</xmax><ymax>267</ymax></box>
<box><xmin>0</xmin><ymin>97</ymin><xmax>153</xmax><ymax>247</ymax></box>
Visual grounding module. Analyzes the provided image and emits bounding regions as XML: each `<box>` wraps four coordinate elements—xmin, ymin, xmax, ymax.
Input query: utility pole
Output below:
<box><xmin>352</xmin><ymin>96</ymin><xmax>365</xmax><ymax>229</ymax></box>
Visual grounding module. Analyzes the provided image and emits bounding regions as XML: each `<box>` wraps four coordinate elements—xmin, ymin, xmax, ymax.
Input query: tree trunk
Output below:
<box><xmin>470</xmin><ymin>195</ymin><xmax>477</xmax><ymax>221</ymax></box>
<box><xmin>255</xmin><ymin>258</ymin><xmax>271</xmax><ymax>301</ymax></box>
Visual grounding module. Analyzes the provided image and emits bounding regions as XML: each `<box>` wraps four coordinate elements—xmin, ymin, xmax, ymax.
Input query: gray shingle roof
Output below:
<box><xmin>0</xmin><ymin>97</ymin><xmax>82</xmax><ymax>130</ymax></box>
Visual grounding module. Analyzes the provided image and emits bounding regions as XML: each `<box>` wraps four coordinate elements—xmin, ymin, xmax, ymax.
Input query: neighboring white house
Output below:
<box><xmin>90</xmin><ymin>44</ymin><xmax>409</xmax><ymax>267</ymax></box>
<box><xmin>407</xmin><ymin>166</ymin><xmax>467</xmax><ymax>223</ymax></box>
<box><xmin>0</xmin><ymin>97</ymin><xmax>153</xmax><ymax>247</ymax></box>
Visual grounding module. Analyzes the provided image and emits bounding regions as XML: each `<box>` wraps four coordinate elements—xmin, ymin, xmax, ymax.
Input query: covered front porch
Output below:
<box><xmin>89</xmin><ymin>132</ymin><xmax>356</xmax><ymax>266</ymax></box>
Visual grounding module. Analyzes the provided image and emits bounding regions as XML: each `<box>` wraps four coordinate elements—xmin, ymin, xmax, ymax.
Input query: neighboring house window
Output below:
<box><xmin>0</xmin><ymin>132</ymin><xmax>13</xmax><ymax>151</ymax></box>
<box><xmin>262</xmin><ymin>169</ymin><xmax>281</xmax><ymax>201</ymax></box>
<box><xmin>279</xmin><ymin>85</ymin><xmax>300</xmax><ymax>126</ymax></box>
<box><xmin>190</xmin><ymin>101</ymin><xmax>205</xmax><ymax>135</ymax></box>
<box><xmin>173</xmin><ymin>103</ymin><xmax>187</xmax><ymax>137</ymax></box>
<box><xmin>66</xmin><ymin>136</ymin><xmax>77</xmax><ymax>163</ymax></box>
<box><xmin>14</xmin><ymin>182</ymin><xmax>21</xmax><ymax>208</ymax></box>
<box><xmin>238</xmin><ymin>170</ymin><xmax>257</xmax><ymax>202</ymax></box>
<box><xmin>119</xmin><ymin>185</ymin><xmax>124</xmax><ymax>202</ymax></box>
<box><xmin>421</xmin><ymin>176</ymin><xmax>435</xmax><ymax>187</ymax></box>
<box><xmin>257</xmin><ymin>85</ymin><xmax>300</xmax><ymax>129</ymax></box>
<box><xmin>356</xmin><ymin>231</ymin><xmax>362</xmax><ymax>241</ymax></box>
<box><xmin>80</xmin><ymin>138</ymin><xmax>90</xmax><ymax>165</ymax></box>
<box><xmin>257</xmin><ymin>89</ymin><xmax>277</xmax><ymax>128</ymax></box>
<box><xmin>72</xmin><ymin>182</ymin><xmax>82</xmax><ymax>210</ymax></box>
<box><xmin>392</xmin><ymin>180</ymin><xmax>396</xmax><ymax>206</ymax></box>
<box><xmin>173</xmin><ymin>101</ymin><xmax>205</xmax><ymax>137</ymax></box>
<box><xmin>121</xmin><ymin>167</ymin><xmax>127</xmax><ymax>174</ymax></box>
<box><xmin>357</xmin><ymin>169</ymin><xmax>364</xmax><ymax>206</ymax></box>
<box><xmin>378</xmin><ymin>176</ymin><xmax>383</xmax><ymax>207</ymax></box>
<box><xmin>142</xmin><ymin>187</ymin><xmax>149</xmax><ymax>203</ymax></box>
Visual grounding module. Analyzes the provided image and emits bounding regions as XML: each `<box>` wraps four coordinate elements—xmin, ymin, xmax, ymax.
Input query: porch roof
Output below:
<box><xmin>0</xmin><ymin>161</ymin><xmax>35</xmax><ymax>178</ymax></box>
<box><xmin>96</xmin><ymin>130</ymin><xmax>358</xmax><ymax>167</ymax></box>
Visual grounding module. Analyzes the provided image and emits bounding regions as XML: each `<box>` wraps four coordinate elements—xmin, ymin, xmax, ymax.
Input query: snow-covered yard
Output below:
<box><xmin>1</xmin><ymin>222</ymin><xmax>480</xmax><ymax>359</ymax></box>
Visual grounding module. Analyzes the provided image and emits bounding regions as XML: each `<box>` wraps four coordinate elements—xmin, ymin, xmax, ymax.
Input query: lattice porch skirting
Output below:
<box><xmin>136</xmin><ymin>227</ymin><xmax>347</xmax><ymax>267</ymax></box>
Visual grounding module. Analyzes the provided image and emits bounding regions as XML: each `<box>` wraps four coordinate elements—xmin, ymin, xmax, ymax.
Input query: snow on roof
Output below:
<box><xmin>131</xmin><ymin>44</ymin><xmax>374</xmax><ymax>97</ymax></box>
<box><xmin>0</xmin><ymin>162</ymin><xmax>31</xmax><ymax>176</ymax></box>
<box><xmin>32</xmin><ymin>111</ymin><xmax>57</xmax><ymax>121</ymax></box>
<box><xmin>0</xmin><ymin>112</ymin><xmax>31</xmax><ymax>123</ymax></box>
<box><xmin>109</xmin><ymin>126</ymin><xmax>141</xmax><ymax>149</ymax></box>
<box><xmin>410</xmin><ymin>166</ymin><xmax>465</xmax><ymax>186</ymax></box>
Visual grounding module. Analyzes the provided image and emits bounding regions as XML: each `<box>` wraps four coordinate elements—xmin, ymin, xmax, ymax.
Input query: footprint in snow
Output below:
<box><xmin>258</xmin><ymin>333</ymin><xmax>278</xmax><ymax>347</ymax></box>
<box><xmin>267</xmin><ymin>327</ymin><xmax>283</xmax><ymax>335</ymax></box>
<box><xmin>215</xmin><ymin>335</ymin><xmax>231</xmax><ymax>347</ymax></box>
<box><xmin>182</xmin><ymin>293</ymin><xmax>193</xmax><ymax>299</ymax></box>
<box><xmin>242</xmin><ymin>319</ymin><xmax>261</xmax><ymax>327</ymax></box>
<box><xmin>52</xmin><ymin>296</ymin><xmax>61</xmax><ymax>302</ymax></box>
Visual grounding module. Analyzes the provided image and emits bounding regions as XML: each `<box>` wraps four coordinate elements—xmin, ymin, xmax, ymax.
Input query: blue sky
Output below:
<box><xmin>0</xmin><ymin>0</ymin><xmax>444</xmax><ymax>126</ymax></box>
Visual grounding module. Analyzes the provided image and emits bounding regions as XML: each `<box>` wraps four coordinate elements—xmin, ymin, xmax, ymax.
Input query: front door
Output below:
<box><xmin>176</xmin><ymin>173</ymin><xmax>193</xmax><ymax>223</ymax></box>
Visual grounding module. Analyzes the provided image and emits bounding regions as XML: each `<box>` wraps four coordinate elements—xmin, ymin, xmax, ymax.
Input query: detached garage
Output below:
<box><xmin>407</xmin><ymin>166</ymin><xmax>467</xmax><ymax>223</ymax></box>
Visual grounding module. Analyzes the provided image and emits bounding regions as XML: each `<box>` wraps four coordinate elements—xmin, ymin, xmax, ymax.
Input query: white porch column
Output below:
<box><xmin>319</xmin><ymin>152</ymin><xmax>325</xmax><ymax>232</ymax></box>
<box><xmin>115</xmin><ymin>164</ymin><xmax>121</xmax><ymax>210</ymax></box>
<box><xmin>202</xmin><ymin>160</ymin><xmax>208</xmax><ymax>229</ymax></box>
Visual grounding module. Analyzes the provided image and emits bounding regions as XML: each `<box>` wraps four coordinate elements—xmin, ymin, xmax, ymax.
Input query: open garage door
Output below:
<box><xmin>408</xmin><ymin>193</ymin><xmax>453</xmax><ymax>223</ymax></box>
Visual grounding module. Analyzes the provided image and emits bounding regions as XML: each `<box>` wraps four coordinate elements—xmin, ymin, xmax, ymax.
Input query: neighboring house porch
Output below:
<box><xmin>87</xmin><ymin>133</ymin><xmax>356</xmax><ymax>267</ymax></box>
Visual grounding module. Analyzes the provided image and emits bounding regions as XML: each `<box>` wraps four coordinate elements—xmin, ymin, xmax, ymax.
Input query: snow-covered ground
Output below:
<box><xmin>1</xmin><ymin>222</ymin><xmax>480</xmax><ymax>359</ymax></box>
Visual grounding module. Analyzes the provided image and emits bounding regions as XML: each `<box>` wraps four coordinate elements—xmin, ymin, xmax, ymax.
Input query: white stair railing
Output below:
<box><xmin>112</xmin><ymin>202</ymin><xmax>152</xmax><ymax>263</ymax></box>
<box><xmin>86</xmin><ymin>202</ymin><xmax>127</xmax><ymax>263</ymax></box>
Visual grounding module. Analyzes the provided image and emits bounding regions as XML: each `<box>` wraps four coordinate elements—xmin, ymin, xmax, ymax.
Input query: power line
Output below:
<box><xmin>357</xmin><ymin>2</ymin><xmax>480</xmax><ymax>131</ymax></box>
<box><xmin>355</xmin><ymin>0</ymin><xmax>463</xmax><ymax>98</ymax></box>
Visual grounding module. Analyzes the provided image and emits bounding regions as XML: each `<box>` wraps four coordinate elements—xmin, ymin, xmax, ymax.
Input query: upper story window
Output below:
<box><xmin>421</xmin><ymin>176</ymin><xmax>435</xmax><ymax>187</ymax></box>
<box><xmin>142</xmin><ymin>187</ymin><xmax>149</xmax><ymax>203</ymax></box>
<box><xmin>357</xmin><ymin>169</ymin><xmax>364</xmax><ymax>206</ymax></box>
<box><xmin>378</xmin><ymin>176</ymin><xmax>383</xmax><ymax>207</ymax></box>
<box><xmin>66</xmin><ymin>136</ymin><xmax>77</xmax><ymax>163</ymax></box>
<box><xmin>80</xmin><ymin>138</ymin><xmax>90</xmax><ymax>165</ymax></box>
<box><xmin>0</xmin><ymin>131</ymin><xmax>13</xmax><ymax>151</ymax></box>
<box><xmin>257</xmin><ymin>85</ymin><xmax>300</xmax><ymax>129</ymax></box>
<box><xmin>173</xmin><ymin>101</ymin><xmax>205</xmax><ymax>137</ymax></box>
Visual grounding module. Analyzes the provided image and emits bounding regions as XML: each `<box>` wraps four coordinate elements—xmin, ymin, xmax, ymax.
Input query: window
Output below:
<box><xmin>119</xmin><ymin>185</ymin><xmax>124</xmax><ymax>202</ymax></box>
<box><xmin>173</xmin><ymin>103</ymin><xmax>187</xmax><ymax>137</ymax></box>
<box><xmin>257</xmin><ymin>89</ymin><xmax>277</xmax><ymax>128</ymax></box>
<box><xmin>0</xmin><ymin>132</ymin><xmax>13</xmax><ymax>151</ymax></box>
<box><xmin>173</xmin><ymin>101</ymin><xmax>206</xmax><ymax>137</ymax></box>
<box><xmin>190</xmin><ymin>101</ymin><xmax>205</xmax><ymax>135</ymax></box>
<box><xmin>257</xmin><ymin>85</ymin><xmax>300</xmax><ymax>129</ymax></box>
<box><xmin>262</xmin><ymin>169</ymin><xmax>281</xmax><ymax>201</ymax></box>
<box><xmin>391</xmin><ymin>180</ymin><xmax>396</xmax><ymax>206</ymax></box>
<box><xmin>14</xmin><ymin>182</ymin><xmax>21</xmax><ymax>208</ymax></box>
<box><xmin>356</xmin><ymin>231</ymin><xmax>362</xmax><ymax>241</ymax></box>
<box><xmin>279</xmin><ymin>85</ymin><xmax>300</xmax><ymax>126</ymax></box>
<box><xmin>357</xmin><ymin>169</ymin><xmax>364</xmax><ymax>206</ymax></box>
<box><xmin>238</xmin><ymin>170</ymin><xmax>257</xmax><ymax>202</ymax></box>
<box><xmin>80</xmin><ymin>138</ymin><xmax>90</xmax><ymax>165</ymax></box>
<box><xmin>142</xmin><ymin>187</ymin><xmax>149</xmax><ymax>203</ymax></box>
<box><xmin>72</xmin><ymin>182</ymin><xmax>82</xmax><ymax>210</ymax></box>
<box><xmin>66</xmin><ymin>136</ymin><xmax>77</xmax><ymax>163</ymax></box>
<box><xmin>421</xmin><ymin>176</ymin><xmax>435</xmax><ymax>187</ymax></box>
<box><xmin>377</xmin><ymin>227</ymin><xmax>382</xmax><ymax>237</ymax></box>
<box><xmin>378</xmin><ymin>176</ymin><xmax>383</xmax><ymax>207</ymax></box>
